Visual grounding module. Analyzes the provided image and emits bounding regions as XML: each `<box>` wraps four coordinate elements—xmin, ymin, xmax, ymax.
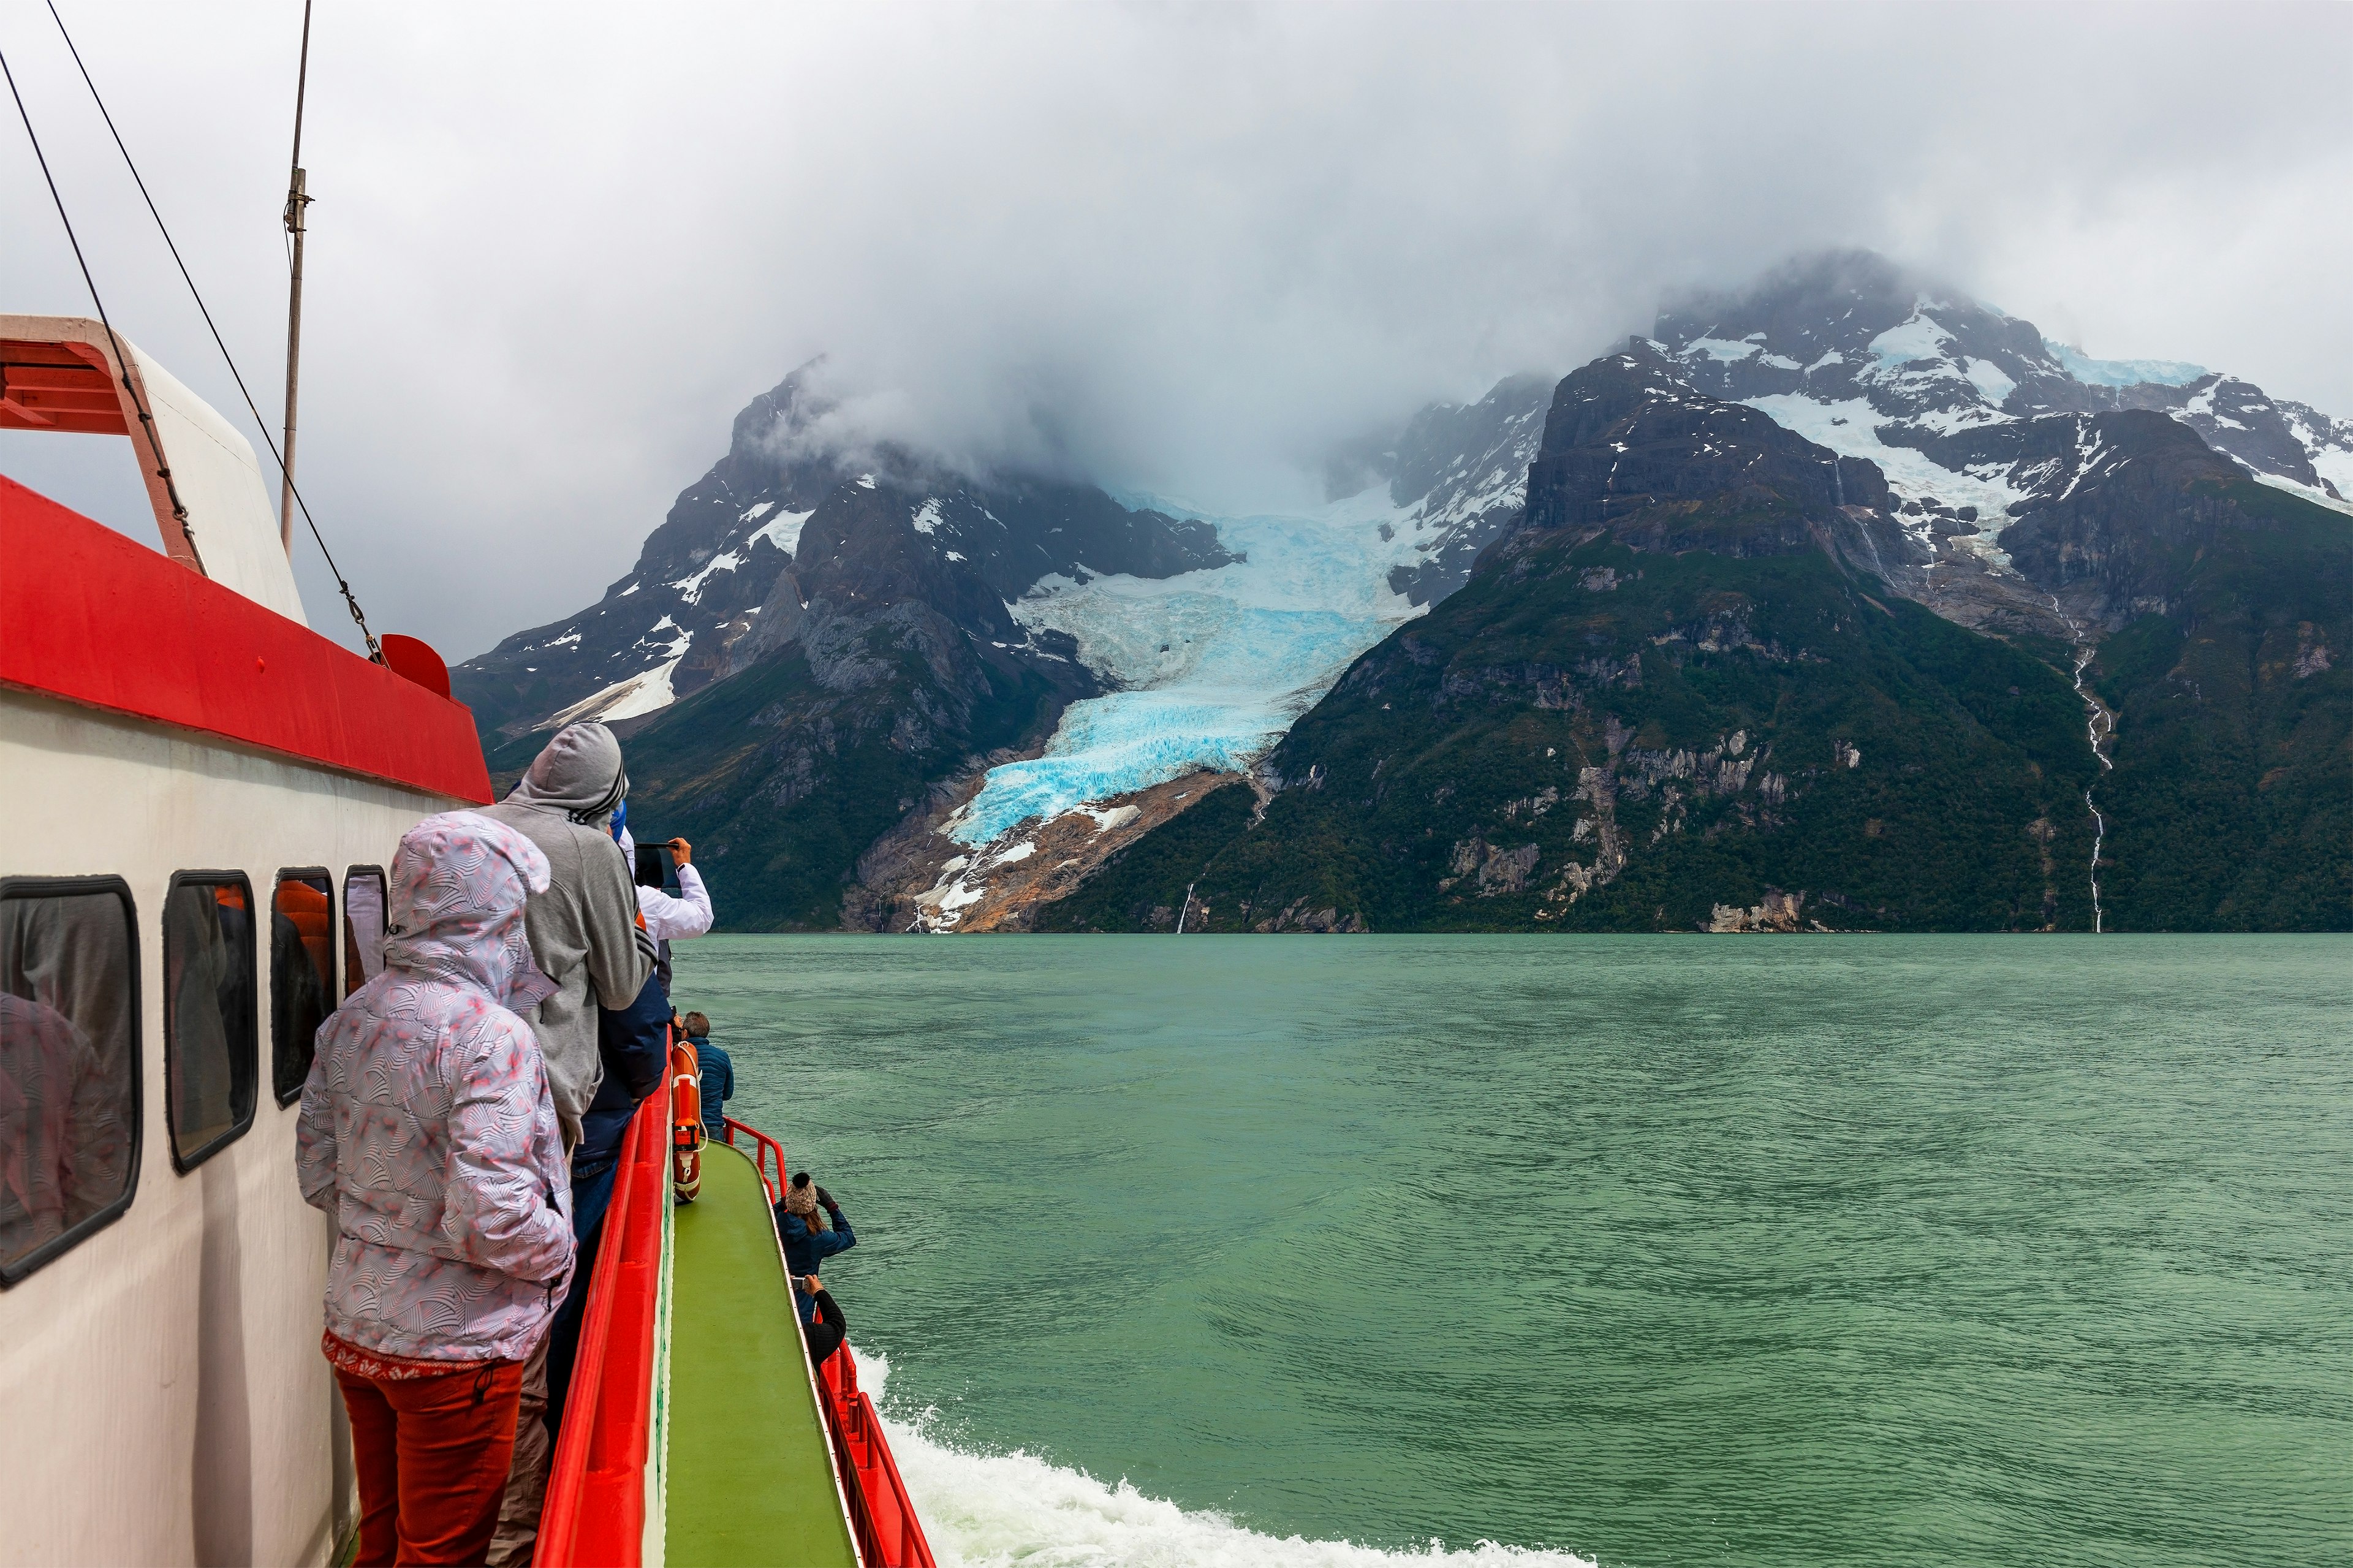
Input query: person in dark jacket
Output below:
<box><xmin>682</xmin><ymin>1011</ymin><xmax>732</xmax><ymax>1139</ymax></box>
<box><xmin>775</xmin><ymin>1173</ymin><xmax>853</xmax><ymax>1322</ymax></box>
<box><xmin>544</xmin><ymin>972</ymin><xmax>671</xmax><ymax>1438</ymax></box>
<box><xmin>796</xmin><ymin>1274</ymin><xmax>846</xmax><ymax>1367</ymax></box>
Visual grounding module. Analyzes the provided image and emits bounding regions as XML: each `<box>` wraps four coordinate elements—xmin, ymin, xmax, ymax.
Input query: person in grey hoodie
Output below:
<box><xmin>479</xmin><ymin>722</ymin><xmax>654</xmax><ymax>1148</ymax></box>
<box><xmin>477</xmin><ymin>721</ymin><xmax>654</xmax><ymax>1566</ymax></box>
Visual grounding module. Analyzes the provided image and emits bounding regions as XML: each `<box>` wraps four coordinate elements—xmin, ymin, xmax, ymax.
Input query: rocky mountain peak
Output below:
<box><xmin>1652</xmin><ymin>249</ymin><xmax>2353</xmax><ymax>508</ymax></box>
<box><xmin>452</xmin><ymin>358</ymin><xmax>1233</xmax><ymax>767</ymax></box>
<box><xmin>1518</xmin><ymin>346</ymin><xmax>1901</xmax><ymax>565</ymax></box>
<box><xmin>1324</xmin><ymin>372</ymin><xmax>1556</xmax><ymax>605</ymax></box>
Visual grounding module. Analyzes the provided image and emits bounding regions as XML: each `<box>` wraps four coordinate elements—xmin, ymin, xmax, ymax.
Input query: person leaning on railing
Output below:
<box><xmin>796</xmin><ymin>1274</ymin><xmax>846</xmax><ymax>1365</ymax></box>
<box><xmin>680</xmin><ymin>1010</ymin><xmax>732</xmax><ymax>1138</ymax></box>
<box><xmin>295</xmin><ymin>812</ymin><xmax>575</xmax><ymax>1568</ymax></box>
<box><xmin>776</xmin><ymin>1172</ymin><xmax>855</xmax><ymax>1323</ymax></box>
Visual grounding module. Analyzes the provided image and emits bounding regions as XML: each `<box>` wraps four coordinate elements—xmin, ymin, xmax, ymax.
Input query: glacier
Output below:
<box><xmin>2045</xmin><ymin>341</ymin><xmax>2208</xmax><ymax>389</ymax></box>
<box><xmin>948</xmin><ymin>496</ymin><xmax>1426</xmax><ymax>845</ymax></box>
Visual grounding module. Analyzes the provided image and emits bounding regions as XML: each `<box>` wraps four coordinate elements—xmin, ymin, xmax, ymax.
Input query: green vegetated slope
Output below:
<box><xmin>617</xmin><ymin>629</ymin><xmax>1068</xmax><ymax>931</ymax></box>
<box><xmin>1041</xmin><ymin>351</ymin><xmax>2104</xmax><ymax>933</ymax></box>
<box><xmin>1041</xmin><ymin>537</ymin><xmax>2099</xmax><ymax>933</ymax></box>
<box><xmin>2088</xmin><ymin>478</ymin><xmax>2353</xmax><ymax>929</ymax></box>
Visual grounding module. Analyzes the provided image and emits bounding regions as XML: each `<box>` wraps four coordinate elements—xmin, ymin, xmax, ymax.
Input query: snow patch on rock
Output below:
<box><xmin>540</xmin><ymin>657</ymin><xmax>681</xmax><ymax>729</ymax></box>
<box><xmin>746</xmin><ymin>507</ymin><xmax>814</xmax><ymax>556</ymax></box>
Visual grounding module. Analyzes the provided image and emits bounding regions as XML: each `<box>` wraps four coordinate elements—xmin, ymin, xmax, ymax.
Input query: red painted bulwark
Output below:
<box><xmin>0</xmin><ymin>474</ymin><xmax>492</xmax><ymax>803</ymax></box>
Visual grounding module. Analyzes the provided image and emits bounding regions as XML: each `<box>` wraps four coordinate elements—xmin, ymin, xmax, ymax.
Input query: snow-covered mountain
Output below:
<box><xmin>1038</xmin><ymin>339</ymin><xmax>2353</xmax><ymax>934</ymax></box>
<box><xmin>452</xmin><ymin>360</ymin><xmax>1229</xmax><ymax>763</ymax></box>
<box><xmin>453</xmin><ymin>366</ymin><xmax>839</xmax><ymax>749</ymax></box>
<box><xmin>904</xmin><ymin>377</ymin><xmax>1561</xmax><ymax>925</ymax></box>
<box><xmin>1653</xmin><ymin>251</ymin><xmax>2352</xmax><ymax>513</ymax></box>
<box><xmin>449</xmin><ymin>361</ymin><xmax>1233</xmax><ymax>929</ymax></box>
<box><xmin>1639</xmin><ymin>251</ymin><xmax>2353</xmax><ymax>637</ymax></box>
<box><xmin>453</xmin><ymin>250</ymin><xmax>2353</xmax><ymax>930</ymax></box>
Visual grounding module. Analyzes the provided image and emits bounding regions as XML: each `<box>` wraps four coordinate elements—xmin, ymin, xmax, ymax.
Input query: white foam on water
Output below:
<box><xmin>858</xmin><ymin>1350</ymin><xmax>1599</xmax><ymax>1568</ymax></box>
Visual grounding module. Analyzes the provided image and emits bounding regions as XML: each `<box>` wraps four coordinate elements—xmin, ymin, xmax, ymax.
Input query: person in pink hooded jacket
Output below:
<box><xmin>297</xmin><ymin>811</ymin><xmax>576</xmax><ymax>1567</ymax></box>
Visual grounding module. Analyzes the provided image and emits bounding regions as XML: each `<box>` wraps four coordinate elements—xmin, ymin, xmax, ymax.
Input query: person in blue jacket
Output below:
<box><xmin>681</xmin><ymin>1010</ymin><xmax>732</xmax><ymax>1139</ymax></box>
<box><xmin>775</xmin><ymin>1172</ymin><xmax>853</xmax><ymax>1322</ymax></box>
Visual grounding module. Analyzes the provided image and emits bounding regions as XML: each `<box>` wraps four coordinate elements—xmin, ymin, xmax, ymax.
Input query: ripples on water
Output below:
<box><xmin>680</xmin><ymin>936</ymin><xmax>2353</xmax><ymax>1568</ymax></box>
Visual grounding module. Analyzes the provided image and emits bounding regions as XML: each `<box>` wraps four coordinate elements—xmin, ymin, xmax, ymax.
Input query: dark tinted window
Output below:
<box><xmin>343</xmin><ymin>866</ymin><xmax>386</xmax><ymax>1000</ymax></box>
<box><xmin>271</xmin><ymin>870</ymin><xmax>335</xmax><ymax>1107</ymax></box>
<box><xmin>164</xmin><ymin>873</ymin><xmax>256</xmax><ymax>1170</ymax></box>
<box><xmin>0</xmin><ymin>877</ymin><xmax>140</xmax><ymax>1286</ymax></box>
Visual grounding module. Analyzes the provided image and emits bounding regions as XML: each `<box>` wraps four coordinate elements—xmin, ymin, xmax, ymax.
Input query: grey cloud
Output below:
<box><xmin>2</xmin><ymin>2</ymin><xmax>2347</xmax><ymax>660</ymax></box>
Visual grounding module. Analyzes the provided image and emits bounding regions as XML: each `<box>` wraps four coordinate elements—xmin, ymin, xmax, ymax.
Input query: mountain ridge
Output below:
<box><xmin>1036</xmin><ymin>339</ymin><xmax>2353</xmax><ymax>932</ymax></box>
<box><xmin>452</xmin><ymin>249</ymin><xmax>2353</xmax><ymax>931</ymax></box>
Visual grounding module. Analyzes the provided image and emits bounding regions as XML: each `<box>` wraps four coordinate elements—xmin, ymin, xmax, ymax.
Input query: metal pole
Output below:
<box><xmin>279</xmin><ymin>0</ymin><xmax>314</xmax><ymax>555</ymax></box>
<box><xmin>280</xmin><ymin>165</ymin><xmax>306</xmax><ymax>552</ymax></box>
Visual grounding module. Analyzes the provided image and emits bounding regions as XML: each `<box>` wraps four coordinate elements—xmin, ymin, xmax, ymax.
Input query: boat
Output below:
<box><xmin>1</xmin><ymin>31</ymin><xmax>934</xmax><ymax>1566</ymax></box>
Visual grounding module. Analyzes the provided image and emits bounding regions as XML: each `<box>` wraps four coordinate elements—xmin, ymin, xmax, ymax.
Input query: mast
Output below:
<box><xmin>278</xmin><ymin>0</ymin><xmax>314</xmax><ymax>555</ymax></box>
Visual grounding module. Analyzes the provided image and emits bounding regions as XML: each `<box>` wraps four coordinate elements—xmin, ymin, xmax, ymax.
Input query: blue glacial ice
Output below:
<box><xmin>2047</xmin><ymin>340</ymin><xmax>2208</xmax><ymax>389</ymax></box>
<box><xmin>949</xmin><ymin>498</ymin><xmax>1424</xmax><ymax>846</ymax></box>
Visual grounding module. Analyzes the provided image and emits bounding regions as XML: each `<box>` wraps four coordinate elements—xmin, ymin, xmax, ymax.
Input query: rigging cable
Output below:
<box><xmin>42</xmin><ymin>0</ymin><xmax>382</xmax><ymax>662</ymax></box>
<box><xmin>0</xmin><ymin>34</ymin><xmax>200</xmax><ymax>572</ymax></box>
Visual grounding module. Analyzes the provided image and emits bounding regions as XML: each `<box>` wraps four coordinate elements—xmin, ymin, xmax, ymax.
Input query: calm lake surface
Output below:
<box><xmin>675</xmin><ymin>935</ymin><xmax>2353</xmax><ymax>1568</ymax></box>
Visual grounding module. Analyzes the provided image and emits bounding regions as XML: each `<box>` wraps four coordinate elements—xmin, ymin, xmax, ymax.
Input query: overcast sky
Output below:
<box><xmin>4</xmin><ymin>2</ymin><xmax>2349</xmax><ymax>661</ymax></box>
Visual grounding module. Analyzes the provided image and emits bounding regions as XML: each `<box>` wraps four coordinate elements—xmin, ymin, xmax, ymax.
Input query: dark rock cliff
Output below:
<box><xmin>1521</xmin><ymin>347</ymin><xmax>1899</xmax><ymax>560</ymax></box>
<box><xmin>1045</xmin><ymin>345</ymin><xmax>2353</xmax><ymax>933</ymax></box>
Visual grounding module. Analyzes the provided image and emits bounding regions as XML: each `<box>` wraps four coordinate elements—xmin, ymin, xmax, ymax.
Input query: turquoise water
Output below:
<box><xmin>676</xmin><ymin>936</ymin><xmax>2353</xmax><ymax>1567</ymax></box>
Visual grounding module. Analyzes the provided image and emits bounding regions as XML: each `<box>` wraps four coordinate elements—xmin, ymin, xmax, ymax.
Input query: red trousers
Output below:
<box><xmin>337</xmin><ymin>1360</ymin><xmax>526</xmax><ymax>1566</ymax></box>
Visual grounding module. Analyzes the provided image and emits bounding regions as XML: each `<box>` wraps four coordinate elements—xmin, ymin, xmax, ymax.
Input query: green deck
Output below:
<box><xmin>664</xmin><ymin>1142</ymin><xmax>859</xmax><ymax>1568</ymax></box>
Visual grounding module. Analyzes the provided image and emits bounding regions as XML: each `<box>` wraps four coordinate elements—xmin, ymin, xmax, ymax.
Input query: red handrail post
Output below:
<box><xmin>815</xmin><ymin>1343</ymin><xmax>938</xmax><ymax>1567</ymax></box>
<box><xmin>723</xmin><ymin>1114</ymin><xmax>786</xmax><ymax>1204</ymax></box>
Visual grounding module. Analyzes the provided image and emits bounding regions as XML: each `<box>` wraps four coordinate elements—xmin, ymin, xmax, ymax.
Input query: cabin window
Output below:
<box><xmin>271</xmin><ymin>870</ymin><xmax>336</xmax><ymax>1107</ymax></box>
<box><xmin>0</xmin><ymin>877</ymin><xmax>140</xmax><ymax>1287</ymax></box>
<box><xmin>343</xmin><ymin>866</ymin><xmax>387</xmax><ymax>999</ymax></box>
<box><xmin>163</xmin><ymin>873</ymin><xmax>257</xmax><ymax>1170</ymax></box>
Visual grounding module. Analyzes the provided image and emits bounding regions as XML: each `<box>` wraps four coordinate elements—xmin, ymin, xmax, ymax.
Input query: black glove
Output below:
<box><xmin>815</xmin><ymin>1184</ymin><xmax>838</xmax><ymax>1210</ymax></box>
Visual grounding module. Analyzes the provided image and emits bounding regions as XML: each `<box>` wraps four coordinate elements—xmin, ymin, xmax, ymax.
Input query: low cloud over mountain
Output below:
<box><xmin>4</xmin><ymin>7</ymin><xmax>2347</xmax><ymax>661</ymax></box>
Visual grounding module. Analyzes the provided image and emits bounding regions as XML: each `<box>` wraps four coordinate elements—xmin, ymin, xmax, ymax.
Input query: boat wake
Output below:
<box><xmin>857</xmin><ymin>1350</ymin><xmax>1599</xmax><ymax>1568</ymax></box>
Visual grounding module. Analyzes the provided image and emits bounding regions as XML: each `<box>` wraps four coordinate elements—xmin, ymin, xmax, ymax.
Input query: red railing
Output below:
<box><xmin>727</xmin><ymin>1113</ymin><xmax>937</xmax><ymax>1567</ymax></box>
<box><xmin>819</xmin><ymin>1344</ymin><xmax>938</xmax><ymax>1568</ymax></box>
<box><xmin>542</xmin><ymin>1100</ymin><xmax>937</xmax><ymax>1568</ymax></box>
<box><xmin>538</xmin><ymin>1080</ymin><xmax>669</xmax><ymax>1568</ymax></box>
<box><xmin>722</xmin><ymin>1114</ymin><xmax>787</xmax><ymax>1205</ymax></box>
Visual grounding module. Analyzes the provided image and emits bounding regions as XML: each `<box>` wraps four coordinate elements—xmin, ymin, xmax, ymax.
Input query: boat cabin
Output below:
<box><xmin>1</xmin><ymin>317</ymin><xmax>931</xmax><ymax>1566</ymax></box>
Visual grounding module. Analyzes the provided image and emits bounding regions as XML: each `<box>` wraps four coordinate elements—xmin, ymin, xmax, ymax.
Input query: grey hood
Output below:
<box><xmin>506</xmin><ymin>722</ymin><xmax>629</xmax><ymax>824</ymax></box>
